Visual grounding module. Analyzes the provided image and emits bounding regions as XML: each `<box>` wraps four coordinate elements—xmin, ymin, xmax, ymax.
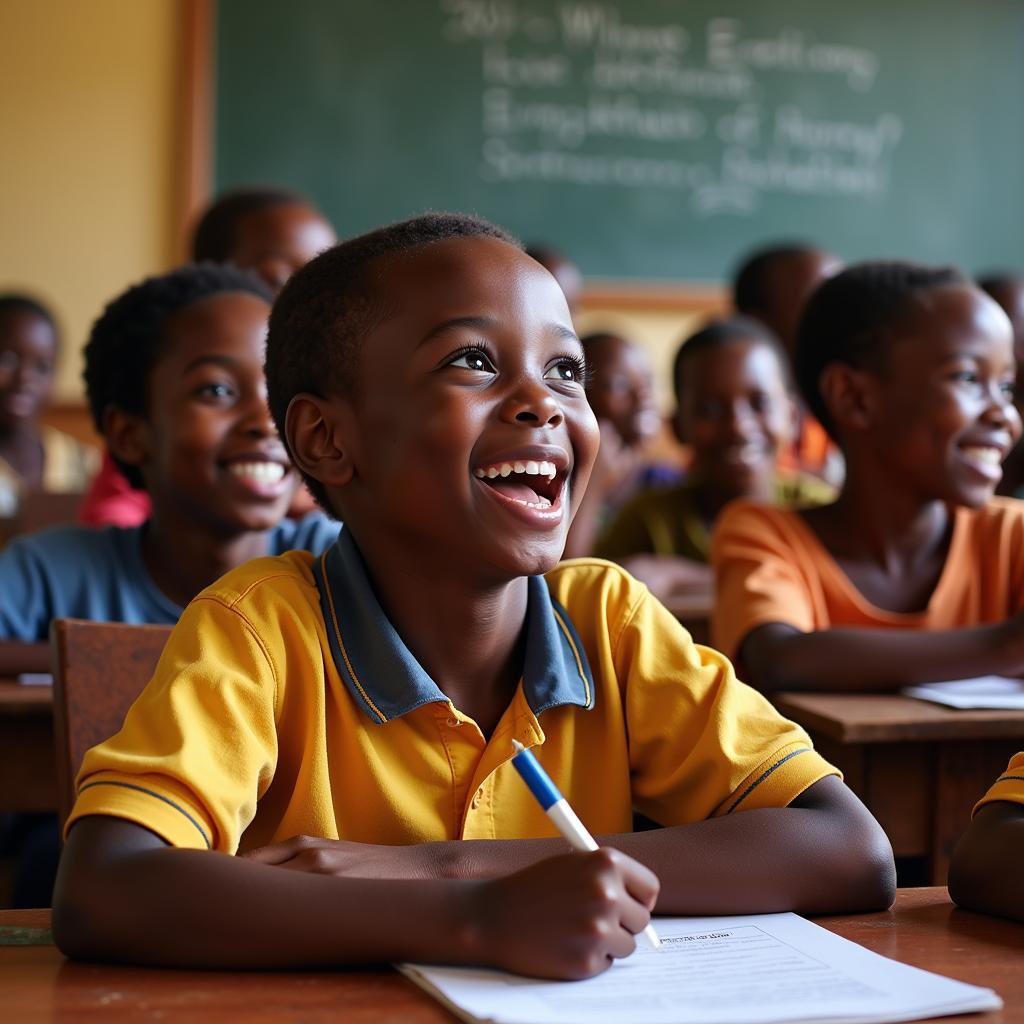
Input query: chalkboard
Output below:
<box><xmin>214</xmin><ymin>0</ymin><xmax>1024</xmax><ymax>282</ymax></box>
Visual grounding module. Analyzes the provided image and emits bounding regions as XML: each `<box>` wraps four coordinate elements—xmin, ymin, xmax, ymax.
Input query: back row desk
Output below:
<box><xmin>2</xmin><ymin>890</ymin><xmax>1022</xmax><ymax>1022</ymax></box>
<box><xmin>774</xmin><ymin>692</ymin><xmax>1024</xmax><ymax>886</ymax></box>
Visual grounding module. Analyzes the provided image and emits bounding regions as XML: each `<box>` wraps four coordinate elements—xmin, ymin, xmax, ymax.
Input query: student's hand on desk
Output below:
<box><xmin>471</xmin><ymin>848</ymin><xmax>658</xmax><ymax>980</ymax></box>
<box><xmin>240</xmin><ymin>835</ymin><xmax>431</xmax><ymax>879</ymax></box>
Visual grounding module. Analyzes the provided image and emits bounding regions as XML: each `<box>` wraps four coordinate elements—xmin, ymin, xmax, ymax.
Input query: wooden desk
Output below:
<box><xmin>775</xmin><ymin>692</ymin><xmax>1024</xmax><ymax>885</ymax></box>
<box><xmin>1</xmin><ymin>890</ymin><xmax>1020</xmax><ymax>1022</ymax></box>
<box><xmin>0</xmin><ymin>680</ymin><xmax>56</xmax><ymax>812</ymax></box>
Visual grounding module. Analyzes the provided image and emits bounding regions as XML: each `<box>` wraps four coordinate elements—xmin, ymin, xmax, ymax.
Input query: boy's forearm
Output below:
<box><xmin>437</xmin><ymin>779</ymin><xmax>895</xmax><ymax>916</ymax></box>
<box><xmin>948</xmin><ymin>804</ymin><xmax>1024</xmax><ymax>923</ymax></box>
<box><xmin>741</xmin><ymin>621</ymin><xmax>1021</xmax><ymax>692</ymax></box>
<box><xmin>55</xmin><ymin>819</ymin><xmax>483</xmax><ymax>969</ymax></box>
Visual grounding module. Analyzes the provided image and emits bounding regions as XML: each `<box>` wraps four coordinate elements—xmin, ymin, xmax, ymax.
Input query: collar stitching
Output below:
<box><xmin>320</xmin><ymin>550</ymin><xmax>388</xmax><ymax>724</ymax></box>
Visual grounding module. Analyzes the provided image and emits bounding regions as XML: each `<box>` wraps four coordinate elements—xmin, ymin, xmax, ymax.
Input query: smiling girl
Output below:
<box><xmin>711</xmin><ymin>261</ymin><xmax>1024</xmax><ymax>691</ymax></box>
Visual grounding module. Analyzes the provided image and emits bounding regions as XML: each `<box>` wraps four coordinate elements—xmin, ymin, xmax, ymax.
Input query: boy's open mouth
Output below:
<box><xmin>473</xmin><ymin>459</ymin><xmax>562</xmax><ymax>509</ymax></box>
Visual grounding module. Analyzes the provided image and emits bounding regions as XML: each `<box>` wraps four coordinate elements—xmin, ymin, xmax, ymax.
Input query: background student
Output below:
<box><xmin>733</xmin><ymin>243</ymin><xmax>843</xmax><ymax>484</ymax></box>
<box><xmin>596</xmin><ymin>317</ymin><xmax>832</xmax><ymax>603</ymax></box>
<box><xmin>0</xmin><ymin>295</ymin><xmax>98</xmax><ymax>517</ymax></box>
<box><xmin>562</xmin><ymin>331</ymin><xmax>668</xmax><ymax>558</ymax></box>
<box><xmin>1</xmin><ymin>263</ymin><xmax>341</xmax><ymax>908</ymax></box>
<box><xmin>0</xmin><ymin>263</ymin><xmax>339</xmax><ymax>652</ymax></box>
<box><xmin>80</xmin><ymin>186</ymin><xmax>337</xmax><ymax>528</ymax></box>
<box><xmin>712</xmin><ymin>262</ymin><xmax>1024</xmax><ymax>692</ymax></box>
<box><xmin>949</xmin><ymin>752</ymin><xmax>1024</xmax><ymax>923</ymax></box>
<box><xmin>53</xmin><ymin>214</ymin><xmax>893</xmax><ymax>977</ymax></box>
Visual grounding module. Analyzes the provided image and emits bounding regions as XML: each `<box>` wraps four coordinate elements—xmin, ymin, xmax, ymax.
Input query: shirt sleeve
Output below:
<box><xmin>0</xmin><ymin>535</ymin><xmax>59</xmax><ymax>640</ymax></box>
<box><xmin>710</xmin><ymin>501</ymin><xmax>818</xmax><ymax>662</ymax></box>
<box><xmin>973</xmin><ymin>751</ymin><xmax>1024</xmax><ymax>814</ymax></box>
<box><xmin>65</xmin><ymin>593</ymin><xmax>281</xmax><ymax>852</ymax></box>
<box><xmin>611</xmin><ymin>574</ymin><xmax>838</xmax><ymax>824</ymax></box>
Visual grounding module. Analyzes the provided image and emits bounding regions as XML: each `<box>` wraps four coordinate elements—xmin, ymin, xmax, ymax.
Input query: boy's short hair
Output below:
<box><xmin>794</xmin><ymin>261</ymin><xmax>969</xmax><ymax>440</ymax></box>
<box><xmin>265</xmin><ymin>212</ymin><xmax>519</xmax><ymax>510</ymax></box>
<box><xmin>0</xmin><ymin>294</ymin><xmax>59</xmax><ymax>338</ymax></box>
<box><xmin>672</xmin><ymin>316</ymin><xmax>786</xmax><ymax>404</ymax></box>
<box><xmin>733</xmin><ymin>242</ymin><xmax>820</xmax><ymax>313</ymax></box>
<box><xmin>191</xmin><ymin>187</ymin><xmax>312</xmax><ymax>262</ymax></box>
<box><xmin>83</xmin><ymin>263</ymin><xmax>273</xmax><ymax>488</ymax></box>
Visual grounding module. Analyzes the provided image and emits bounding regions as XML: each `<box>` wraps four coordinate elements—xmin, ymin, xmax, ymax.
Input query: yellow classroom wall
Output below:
<box><xmin>0</xmin><ymin>0</ymin><xmax>181</xmax><ymax>401</ymax></box>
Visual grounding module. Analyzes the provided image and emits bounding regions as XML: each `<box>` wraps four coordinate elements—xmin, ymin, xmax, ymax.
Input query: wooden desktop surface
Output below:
<box><xmin>774</xmin><ymin>693</ymin><xmax>1024</xmax><ymax>886</ymax></box>
<box><xmin>2</xmin><ymin>890</ymin><xmax>1021</xmax><ymax>1022</ymax></box>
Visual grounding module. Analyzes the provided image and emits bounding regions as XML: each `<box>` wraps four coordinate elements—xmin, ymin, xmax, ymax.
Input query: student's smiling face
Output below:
<box><xmin>334</xmin><ymin>236</ymin><xmax>599</xmax><ymax>581</ymax></box>
<box><xmin>676</xmin><ymin>339</ymin><xmax>794</xmax><ymax>498</ymax></box>
<box><xmin>863</xmin><ymin>286</ymin><xmax>1021</xmax><ymax>508</ymax></box>
<box><xmin>0</xmin><ymin>309</ymin><xmax>57</xmax><ymax>430</ymax></box>
<box><xmin>128</xmin><ymin>292</ymin><xmax>298</xmax><ymax>535</ymax></box>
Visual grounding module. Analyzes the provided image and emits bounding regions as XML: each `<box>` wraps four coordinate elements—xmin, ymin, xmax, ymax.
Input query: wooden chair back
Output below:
<box><xmin>50</xmin><ymin>618</ymin><xmax>172</xmax><ymax>825</ymax></box>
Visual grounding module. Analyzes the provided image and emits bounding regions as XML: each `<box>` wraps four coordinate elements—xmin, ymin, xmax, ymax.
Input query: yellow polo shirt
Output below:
<box><xmin>67</xmin><ymin>529</ymin><xmax>837</xmax><ymax>853</ymax></box>
<box><xmin>974</xmin><ymin>752</ymin><xmax>1024</xmax><ymax>813</ymax></box>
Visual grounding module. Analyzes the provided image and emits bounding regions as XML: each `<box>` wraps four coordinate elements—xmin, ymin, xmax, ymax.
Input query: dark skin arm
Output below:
<box><xmin>243</xmin><ymin>776</ymin><xmax>894</xmax><ymax>917</ymax></box>
<box><xmin>0</xmin><ymin>641</ymin><xmax>50</xmax><ymax>675</ymax></box>
<box><xmin>948</xmin><ymin>802</ymin><xmax>1024</xmax><ymax>923</ymax></box>
<box><xmin>739</xmin><ymin>617</ymin><xmax>1024</xmax><ymax>693</ymax></box>
<box><xmin>53</xmin><ymin>817</ymin><xmax>657</xmax><ymax>979</ymax></box>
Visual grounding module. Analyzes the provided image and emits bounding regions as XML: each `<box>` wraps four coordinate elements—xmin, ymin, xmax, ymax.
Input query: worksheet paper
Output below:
<box><xmin>400</xmin><ymin>912</ymin><xmax>1000</xmax><ymax>1024</ymax></box>
<box><xmin>902</xmin><ymin>676</ymin><xmax>1024</xmax><ymax>710</ymax></box>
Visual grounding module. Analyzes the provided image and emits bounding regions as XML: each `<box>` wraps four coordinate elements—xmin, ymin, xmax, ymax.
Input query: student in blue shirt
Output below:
<box><xmin>0</xmin><ymin>262</ymin><xmax>339</xmax><ymax>653</ymax></box>
<box><xmin>0</xmin><ymin>263</ymin><xmax>339</xmax><ymax>906</ymax></box>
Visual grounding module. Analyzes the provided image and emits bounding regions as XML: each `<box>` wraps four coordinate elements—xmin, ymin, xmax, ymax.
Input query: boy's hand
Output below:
<box><xmin>471</xmin><ymin>848</ymin><xmax>658</xmax><ymax>980</ymax></box>
<box><xmin>240</xmin><ymin>835</ymin><xmax>432</xmax><ymax>879</ymax></box>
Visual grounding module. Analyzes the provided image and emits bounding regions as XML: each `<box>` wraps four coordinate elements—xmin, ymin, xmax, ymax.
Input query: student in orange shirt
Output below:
<box><xmin>733</xmin><ymin>243</ymin><xmax>842</xmax><ymax>484</ymax></box>
<box><xmin>711</xmin><ymin>262</ymin><xmax>1024</xmax><ymax>692</ymax></box>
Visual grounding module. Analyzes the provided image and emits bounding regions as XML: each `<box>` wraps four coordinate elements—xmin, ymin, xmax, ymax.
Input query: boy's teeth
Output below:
<box><xmin>474</xmin><ymin>460</ymin><xmax>559</xmax><ymax>480</ymax></box>
<box><xmin>229</xmin><ymin>461</ymin><xmax>286</xmax><ymax>482</ymax></box>
<box><xmin>963</xmin><ymin>446</ymin><xmax>1001</xmax><ymax>465</ymax></box>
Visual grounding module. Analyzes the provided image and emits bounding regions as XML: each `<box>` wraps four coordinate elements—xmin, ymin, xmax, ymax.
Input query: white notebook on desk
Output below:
<box><xmin>401</xmin><ymin>912</ymin><xmax>1000</xmax><ymax>1024</ymax></box>
<box><xmin>902</xmin><ymin>676</ymin><xmax>1024</xmax><ymax>710</ymax></box>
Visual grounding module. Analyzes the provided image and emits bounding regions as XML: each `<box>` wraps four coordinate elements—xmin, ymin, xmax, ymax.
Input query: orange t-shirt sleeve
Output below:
<box><xmin>710</xmin><ymin>501</ymin><xmax>818</xmax><ymax>662</ymax></box>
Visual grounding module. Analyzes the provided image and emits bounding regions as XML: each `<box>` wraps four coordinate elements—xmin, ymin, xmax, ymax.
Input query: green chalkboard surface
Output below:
<box><xmin>214</xmin><ymin>0</ymin><xmax>1024</xmax><ymax>281</ymax></box>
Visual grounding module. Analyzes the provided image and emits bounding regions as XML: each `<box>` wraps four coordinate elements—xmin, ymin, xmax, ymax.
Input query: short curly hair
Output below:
<box><xmin>794</xmin><ymin>260</ymin><xmax>969</xmax><ymax>440</ymax></box>
<box><xmin>0</xmin><ymin>294</ymin><xmax>59</xmax><ymax>339</ymax></box>
<box><xmin>733</xmin><ymin>242</ymin><xmax>822</xmax><ymax>314</ymax></box>
<box><xmin>672</xmin><ymin>315</ymin><xmax>786</xmax><ymax>405</ymax></box>
<box><xmin>83</xmin><ymin>263</ymin><xmax>273</xmax><ymax>488</ymax></box>
<box><xmin>191</xmin><ymin>187</ymin><xmax>313</xmax><ymax>262</ymax></box>
<box><xmin>265</xmin><ymin>211</ymin><xmax>519</xmax><ymax>510</ymax></box>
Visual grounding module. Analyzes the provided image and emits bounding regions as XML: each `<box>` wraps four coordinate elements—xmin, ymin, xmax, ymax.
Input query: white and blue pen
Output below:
<box><xmin>510</xmin><ymin>739</ymin><xmax>660</xmax><ymax>950</ymax></box>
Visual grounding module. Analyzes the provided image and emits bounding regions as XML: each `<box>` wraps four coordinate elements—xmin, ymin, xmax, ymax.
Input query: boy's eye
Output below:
<box><xmin>448</xmin><ymin>348</ymin><xmax>496</xmax><ymax>374</ymax></box>
<box><xmin>196</xmin><ymin>382</ymin><xmax>236</xmax><ymax>401</ymax></box>
<box><xmin>951</xmin><ymin>370</ymin><xmax>980</xmax><ymax>386</ymax></box>
<box><xmin>544</xmin><ymin>355</ymin><xmax>588</xmax><ymax>385</ymax></box>
<box><xmin>1000</xmin><ymin>379</ymin><xmax>1016</xmax><ymax>400</ymax></box>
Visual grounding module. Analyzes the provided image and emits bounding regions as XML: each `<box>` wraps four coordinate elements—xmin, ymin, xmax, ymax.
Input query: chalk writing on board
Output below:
<box><xmin>440</xmin><ymin>0</ymin><xmax>903</xmax><ymax>217</ymax></box>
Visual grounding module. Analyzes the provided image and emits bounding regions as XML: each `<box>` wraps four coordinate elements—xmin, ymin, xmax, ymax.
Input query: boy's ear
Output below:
<box><xmin>818</xmin><ymin>363</ymin><xmax>875</xmax><ymax>434</ymax></box>
<box><xmin>102</xmin><ymin>406</ymin><xmax>149</xmax><ymax>469</ymax></box>
<box><xmin>285</xmin><ymin>393</ymin><xmax>357</xmax><ymax>488</ymax></box>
